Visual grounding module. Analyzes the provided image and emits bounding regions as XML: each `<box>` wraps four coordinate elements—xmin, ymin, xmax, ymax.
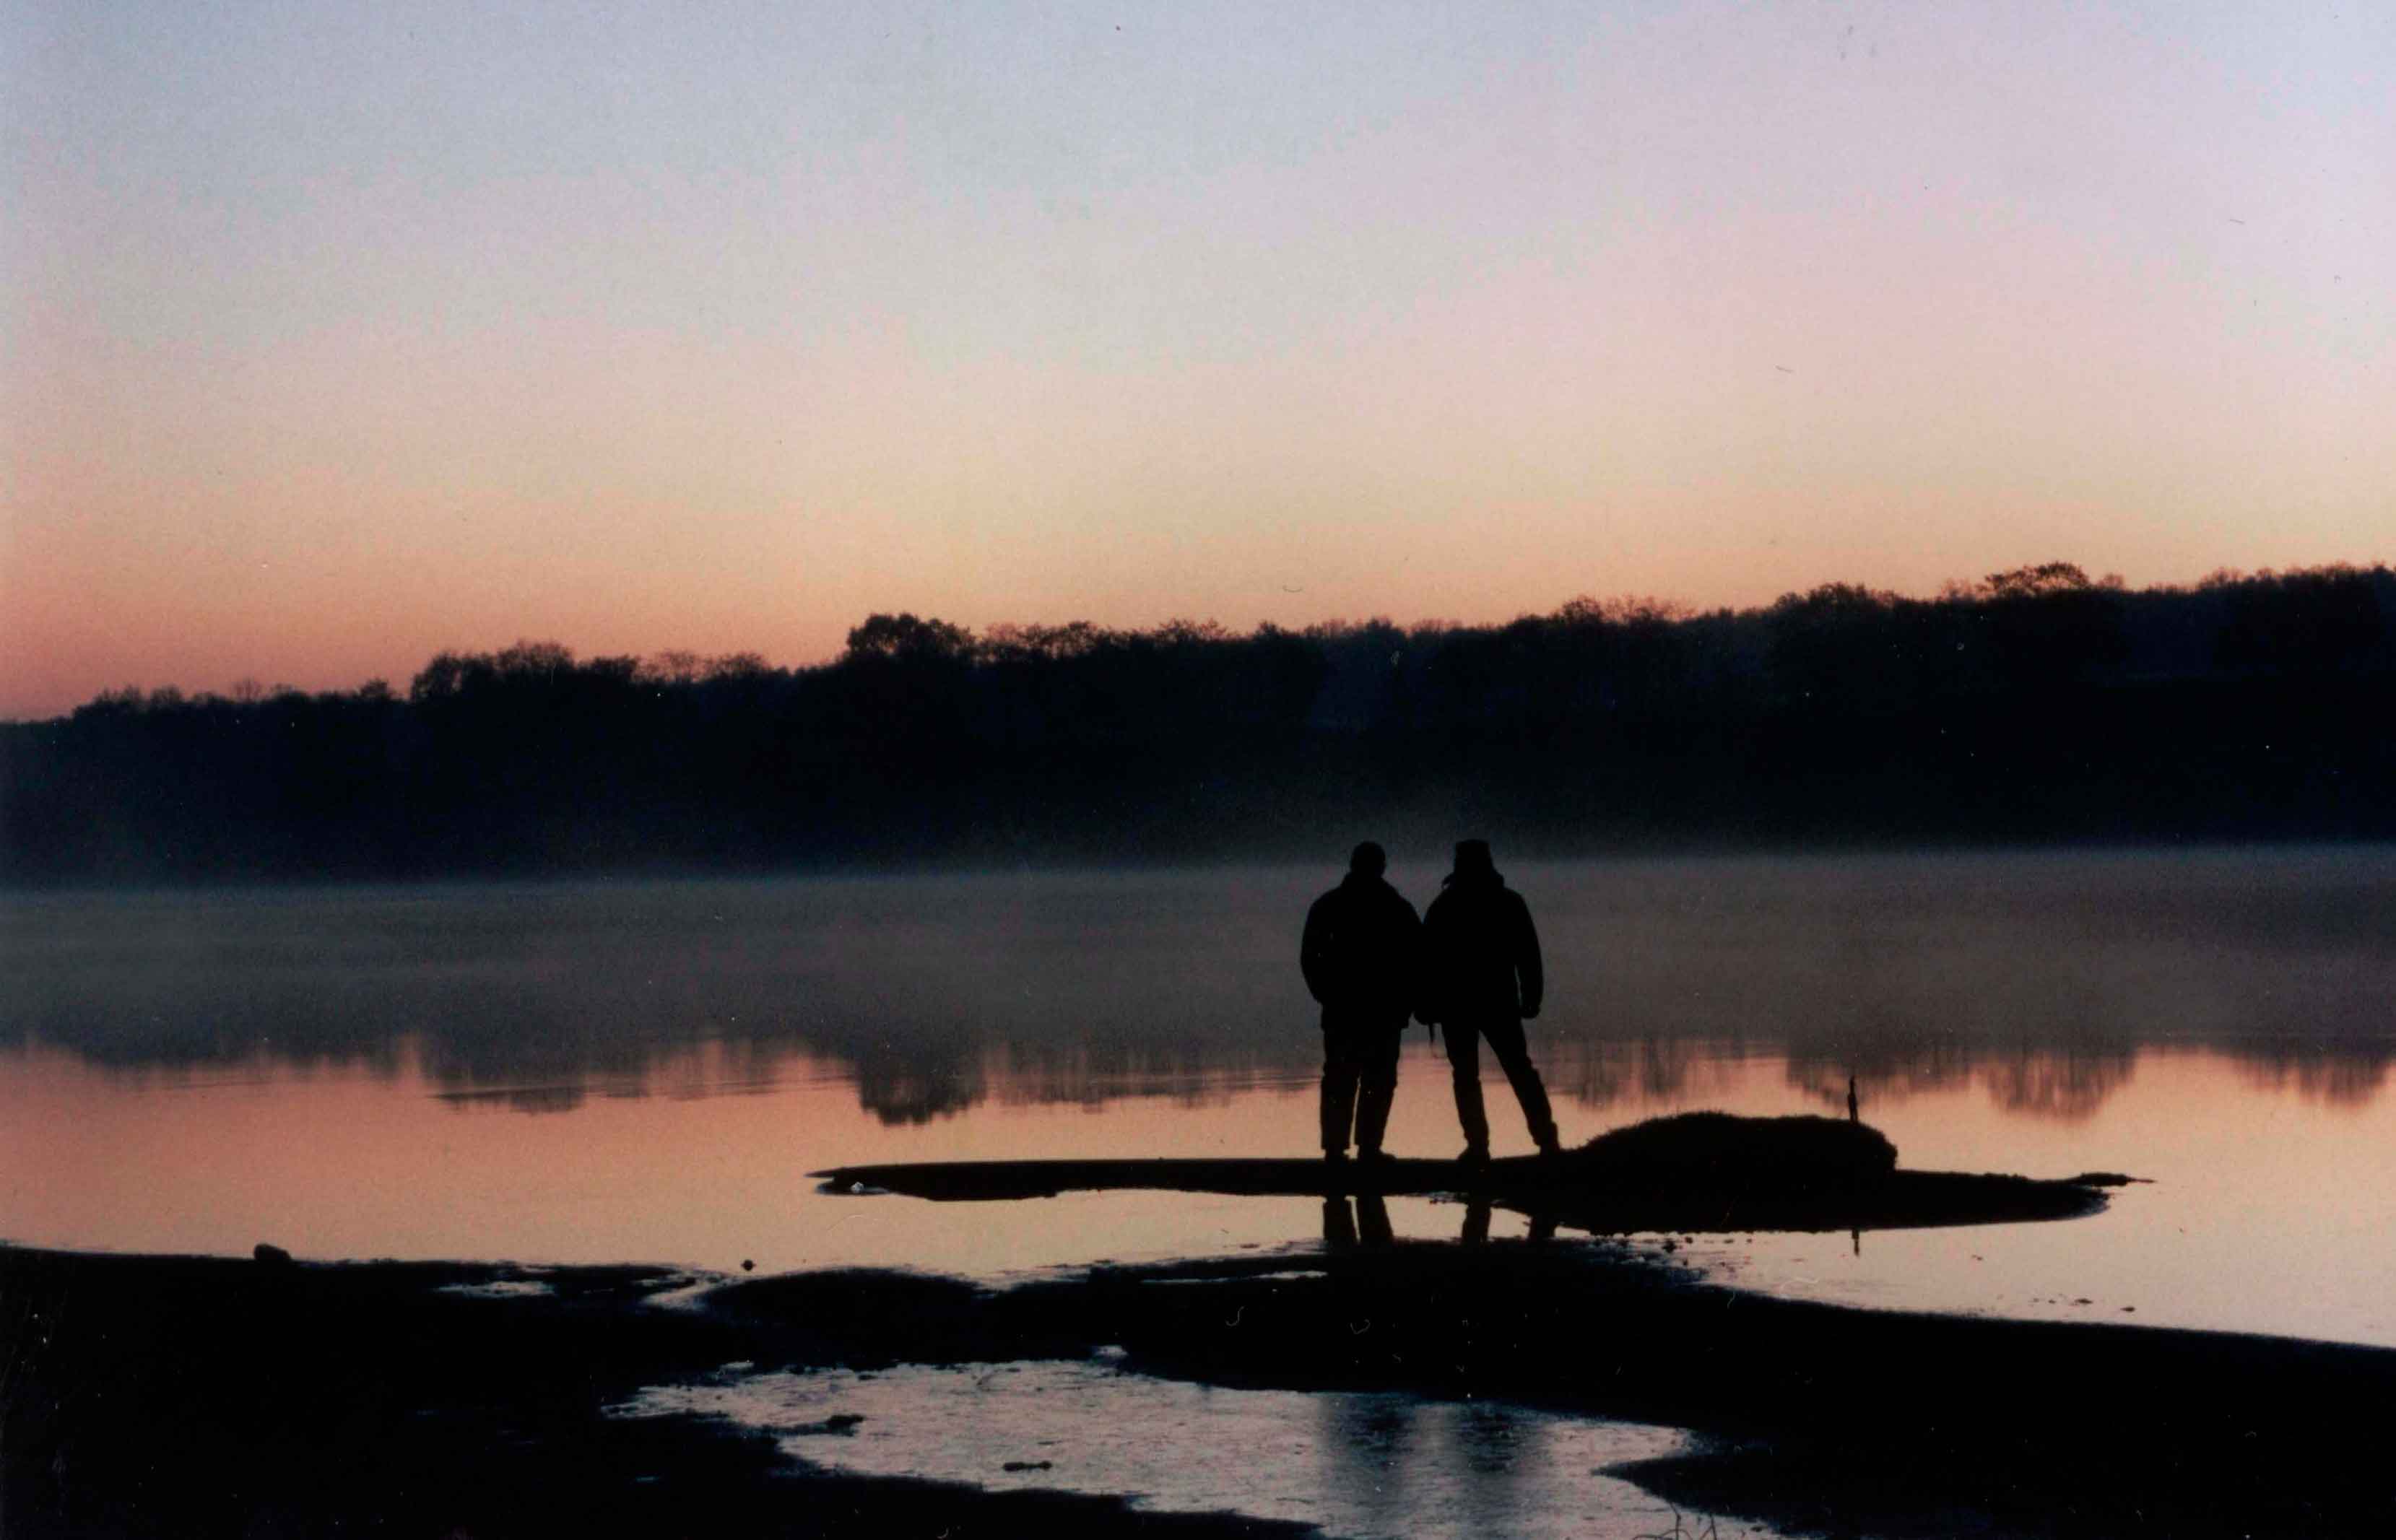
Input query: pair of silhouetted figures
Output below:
<box><xmin>1301</xmin><ymin>838</ymin><xmax>1561</xmax><ymax>1166</ymax></box>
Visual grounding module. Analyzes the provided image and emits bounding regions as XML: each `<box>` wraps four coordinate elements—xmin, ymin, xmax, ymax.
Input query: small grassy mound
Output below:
<box><xmin>1569</xmin><ymin>1111</ymin><xmax>1897</xmax><ymax>1188</ymax></box>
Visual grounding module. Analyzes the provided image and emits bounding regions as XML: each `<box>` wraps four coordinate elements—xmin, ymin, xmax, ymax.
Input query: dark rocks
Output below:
<box><xmin>253</xmin><ymin>1243</ymin><xmax>295</xmax><ymax>1267</ymax></box>
<box><xmin>812</xmin><ymin>1112</ymin><xmax>2119</xmax><ymax>1236</ymax></box>
<box><xmin>1568</xmin><ymin>1112</ymin><xmax>1898</xmax><ymax>1187</ymax></box>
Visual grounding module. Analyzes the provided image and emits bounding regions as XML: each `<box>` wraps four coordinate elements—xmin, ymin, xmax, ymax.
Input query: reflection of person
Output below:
<box><xmin>1301</xmin><ymin>841</ymin><xmax>1421</xmax><ymax>1164</ymax></box>
<box><xmin>1419</xmin><ymin>839</ymin><xmax>1561</xmax><ymax>1165</ymax></box>
<box><xmin>1458</xmin><ymin>1200</ymin><xmax>1556</xmax><ymax>1245</ymax></box>
<box><xmin>1323</xmin><ymin>1192</ymin><xmax>1394</xmax><ymax>1249</ymax></box>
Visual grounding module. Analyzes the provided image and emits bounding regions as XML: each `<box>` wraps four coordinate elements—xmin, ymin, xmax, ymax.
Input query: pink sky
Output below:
<box><xmin>6</xmin><ymin>2</ymin><xmax>2390</xmax><ymax>717</ymax></box>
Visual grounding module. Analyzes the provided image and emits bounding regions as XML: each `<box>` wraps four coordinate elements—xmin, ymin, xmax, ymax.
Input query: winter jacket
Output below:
<box><xmin>1300</xmin><ymin>874</ymin><xmax>1422</xmax><ymax>1029</ymax></box>
<box><xmin>1419</xmin><ymin>871</ymin><xmax>1542</xmax><ymax>1024</ymax></box>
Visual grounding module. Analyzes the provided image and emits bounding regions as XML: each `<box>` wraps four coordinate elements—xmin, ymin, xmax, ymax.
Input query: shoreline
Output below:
<box><xmin>7</xmin><ymin>1238</ymin><xmax>2392</xmax><ymax>1539</ymax></box>
<box><xmin>811</xmin><ymin>1150</ymin><xmax>2120</xmax><ymax>1237</ymax></box>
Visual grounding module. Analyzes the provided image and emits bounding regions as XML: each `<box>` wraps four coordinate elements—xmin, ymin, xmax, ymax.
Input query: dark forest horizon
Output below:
<box><xmin>20</xmin><ymin>560</ymin><xmax>2395</xmax><ymax>717</ymax></box>
<box><xmin>6</xmin><ymin>561</ymin><xmax>2392</xmax><ymax>884</ymax></box>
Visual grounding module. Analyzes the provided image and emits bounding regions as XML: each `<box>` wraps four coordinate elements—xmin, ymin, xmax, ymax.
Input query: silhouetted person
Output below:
<box><xmin>1847</xmin><ymin>1075</ymin><xmax>1859</xmax><ymax>1123</ymax></box>
<box><xmin>1301</xmin><ymin>841</ymin><xmax>1421</xmax><ymax>1164</ymax></box>
<box><xmin>1419</xmin><ymin>839</ymin><xmax>1560</xmax><ymax>1164</ymax></box>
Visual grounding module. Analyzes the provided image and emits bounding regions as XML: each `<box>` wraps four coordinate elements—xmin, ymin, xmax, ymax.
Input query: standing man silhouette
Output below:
<box><xmin>1300</xmin><ymin>841</ymin><xmax>1420</xmax><ymax>1165</ymax></box>
<box><xmin>1420</xmin><ymin>839</ymin><xmax>1561</xmax><ymax>1165</ymax></box>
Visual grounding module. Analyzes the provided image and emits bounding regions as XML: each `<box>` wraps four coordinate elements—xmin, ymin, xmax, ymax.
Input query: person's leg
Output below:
<box><xmin>1445</xmin><ymin>1021</ymin><xmax>1489</xmax><ymax>1157</ymax></box>
<box><xmin>1320</xmin><ymin>1025</ymin><xmax>1362</xmax><ymax>1154</ymax></box>
<box><xmin>1481</xmin><ymin>1017</ymin><xmax>1559</xmax><ymax>1153</ymax></box>
<box><xmin>1353</xmin><ymin>1029</ymin><xmax>1401</xmax><ymax>1156</ymax></box>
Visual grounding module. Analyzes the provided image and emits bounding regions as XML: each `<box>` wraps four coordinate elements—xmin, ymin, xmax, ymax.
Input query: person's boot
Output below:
<box><xmin>1354</xmin><ymin>1078</ymin><xmax>1396</xmax><ymax>1164</ymax></box>
<box><xmin>1320</xmin><ymin>1073</ymin><xmax>1355</xmax><ymax>1160</ymax></box>
<box><xmin>1457</xmin><ymin>1143</ymin><xmax>1490</xmax><ymax>1167</ymax></box>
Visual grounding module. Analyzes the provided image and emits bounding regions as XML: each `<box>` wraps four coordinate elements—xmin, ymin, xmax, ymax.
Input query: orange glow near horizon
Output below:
<box><xmin>6</xmin><ymin>1037</ymin><xmax>2393</xmax><ymax>1348</ymax></box>
<box><xmin>6</xmin><ymin>4</ymin><xmax>2391</xmax><ymax>718</ymax></box>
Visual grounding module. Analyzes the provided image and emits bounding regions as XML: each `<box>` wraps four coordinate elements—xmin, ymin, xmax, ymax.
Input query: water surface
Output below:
<box><xmin>6</xmin><ymin>850</ymin><xmax>2392</xmax><ymax>1346</ymax></box>
<box><xmin>622</xmin><ymin>1360</ymin><xmax>1758</xmax><ymax>1540</ymax></box>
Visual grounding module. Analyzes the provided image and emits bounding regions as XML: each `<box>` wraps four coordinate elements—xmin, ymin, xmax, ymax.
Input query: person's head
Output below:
<box><xmin>1348</xmin><ymin>840</ymin><xmax>1387</xmax><ymax>878</ymax></box>
<box><xmin>1452</xmin><ymin>838</ymin><xmax>1495</xmax><ymax>877</ymax></box>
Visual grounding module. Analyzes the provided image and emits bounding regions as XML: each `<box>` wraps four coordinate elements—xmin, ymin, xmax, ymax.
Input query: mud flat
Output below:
<box><xmin>8</xmin><ymin>1230</ymin><xmax>2392</xmax><ymax>1539</ymax></box>
<box><xmin>816</xmin><ymin>1113</ymin><xmax>2127</xmax><ymax>1235</ymax></box>
<box><xmin>0</xmin><ymin>1246</ymin><xmax>1314</xmax><ymax>1540</ymax></box>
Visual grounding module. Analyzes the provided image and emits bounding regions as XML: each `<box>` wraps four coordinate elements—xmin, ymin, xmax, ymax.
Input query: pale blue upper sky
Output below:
<box><xmin>5</xmin><ymin>1</ymin><xmax>2390</xmax><ymax>712</ymax></box>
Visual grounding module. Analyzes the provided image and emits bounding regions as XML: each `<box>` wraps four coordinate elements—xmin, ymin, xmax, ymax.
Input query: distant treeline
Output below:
<box><xmin>6</xmin><ymin>562</ymin><xmax>2393</xmax><ymax>882</ymax></box>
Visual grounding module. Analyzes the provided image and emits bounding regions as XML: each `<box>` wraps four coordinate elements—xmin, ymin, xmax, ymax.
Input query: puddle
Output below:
<box><xmin>618</xmin><ymin>1358</ymin><xmax>1792</xmax><ymax>1539</ymax></box>
<box><xmin>433</xmin><ymin>1279</ymin><xmax>555</xmax><ymax>1300</ymax></box>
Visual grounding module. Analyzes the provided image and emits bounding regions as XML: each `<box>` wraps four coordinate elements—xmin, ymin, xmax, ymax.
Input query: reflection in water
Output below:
<box><xmin>1784</xmin><ymin>1044</ymin><xmax>2149</xmax><ymax>1124</ymax></box>
<box><xmin>10</xmin><ymin>1031</ymin><xmax>2396</xmax><ymax>1348</ymax></box>
<box><xmin>1982</xmin><ymin>1050</ymin><xmax>2140</xmax><ymax>1121</ymax></box>
<box><xmin>1318</xmin><ymin>1393</ymin><xmax>1419</xmax><ymax>1540</ymax></box>
<box><xmin>989</xmin><ymin>1043</ymin><xmax>1295</xmax><ymax>1113</ymax></box>
<box><xmin>7</xmin><ymin>857</ymin><xmax>2395</xmax><ymax>1127</ymax></box>
<box><xmin>1783</xmin><ymin>1036</ymin><xmax>1987</xmax><ymax>1106</ymax></box>
<box><xmin>1325</xmin><ymin>1196</ymin><xmax>1563</xmax><ymax>1253</ymax></box>
<box><xmin>2232</xmin><ymin>1043</ymin><xmax>2391</xmax><ymax>1106</ymax></box>
<box><xmin>434</xmin><ymin>1084</ymin><xmax>589</xmax><ymax>1116</ymax></box>
<box><xmin>853</xmin><ymin>1044</ymin><xmax>986</xmax><ymax>1126</ymax></box>
<box><xmin>631</xmin><ymin>1364</ymin><xmax>1711</xmax><ymax>1540</ymax></box>
<box><xmin>1322</xmin><ymin>1193</ymin><xmax>1395</xmax><ymax>1250</ymax></box>
<box><xmin>12</xmin><ymin>1012</ymin><xmax>2393</xmax><ymax>1131</ymax></box>
<box><xmin>1553</xmin><ymin>1035</ymin><xmax>1739</xmax><ymax>1109</ymax></box>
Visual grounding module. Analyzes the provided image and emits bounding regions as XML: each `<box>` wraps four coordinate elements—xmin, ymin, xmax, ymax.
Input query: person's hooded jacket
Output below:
<box><xmin>1418</xmin><ymin>862</ymin><xmax>1542</xmax><ymax>1025</ymax></box>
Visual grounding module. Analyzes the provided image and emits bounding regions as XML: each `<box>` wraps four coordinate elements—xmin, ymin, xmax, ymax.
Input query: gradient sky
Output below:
<box><xmin>4</xmin><ymin>1</ymin><xmax>2390</xmax><ymax>716</ymax></box>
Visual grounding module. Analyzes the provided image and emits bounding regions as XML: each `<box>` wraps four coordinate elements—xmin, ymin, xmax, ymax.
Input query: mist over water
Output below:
<box><xmin>9</xmin><ymin>848</ymin><xmax>2391</xmax><ymax>1097</ymax></box>
<box><xmin>4</xmin><ymin>848</ymin><xmax>2392</xmax><ymax>1343</ymax></box>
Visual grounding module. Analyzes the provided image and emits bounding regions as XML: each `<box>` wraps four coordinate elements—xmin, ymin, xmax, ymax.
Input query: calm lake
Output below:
<box><xmin>6</xmin><ymin>848</ymin><xmax>2394</xmax><ymax>1350</ymax></box>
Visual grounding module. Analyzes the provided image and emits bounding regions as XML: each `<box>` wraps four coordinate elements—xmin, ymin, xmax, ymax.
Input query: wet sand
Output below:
<box><xmin>0</xmin><ymin>1247</ymin><xmax>1312</xmax><ymax>1540</ymax></box>
<box><xmin>7</xmin><ymin>1236</ymin><xmax>2392</xmax><ymax>1539</ymax></box>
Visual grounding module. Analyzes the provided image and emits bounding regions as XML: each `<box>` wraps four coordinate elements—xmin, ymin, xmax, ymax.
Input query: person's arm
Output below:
<box><xmin>1514</xmin><ymin>893</ymin><xmax>1544</xmax><ymax>1019</ymax></box>
<box><xmin>1412</xmin><ymin>900</ymin><xmax>1442</xmax><ymax>1025</ymax></box>
<box><xmin>1399</xmin><ymin>900</ymin><xmax>1432</xmax><ymax>1032</ymax></box>
<box><xmin>1300</xmin><ymin>896</ymin><xmax>1332</xmax><ymax>1005</ymax></box>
